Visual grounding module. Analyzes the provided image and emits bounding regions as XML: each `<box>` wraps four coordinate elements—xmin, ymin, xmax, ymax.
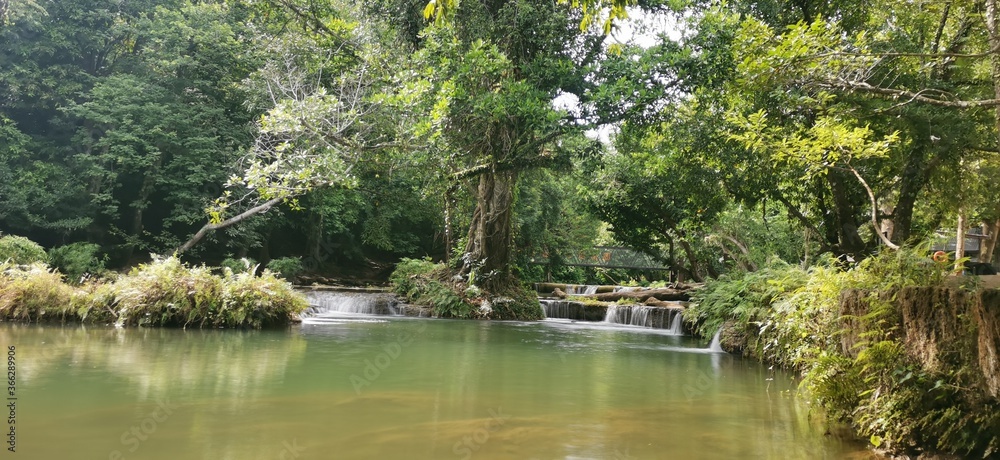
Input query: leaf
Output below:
<box><xmin>422</xmin><ymin>1</ymin><xmax>436</xmax><ymax>20</ymax></box>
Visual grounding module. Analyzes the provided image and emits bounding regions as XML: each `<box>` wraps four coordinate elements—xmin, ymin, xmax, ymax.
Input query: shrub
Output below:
<box><xmin>48</xmin><ymin>242</ymin><xmax>106</xmax><ymax>283</ymax></box>
<box><xmin>266</xmin><ymin>257</ymin><xmax>303</xmax><ymax>282</ymax></box>
<box><xmin>686</xmin><ymin>246</ymin><xmax>999</xmax><ymax>458</ymax></box>
<box><xmin>220</xmin><ymin>268</ymin><xmax>310</xmax><ymax>328</ymax></box>
<box><xmin>0</xmin><ymin>235</ymin><xmax>47</xmax><ymax>265</ymax></box>
<box><xmin>111</xmin><ymin>256</ymin><xmax>306</xmax><ymax>328</ymax></box>
<box><xmin>389</xmin><ymin>258</ymin><xmax>441</xmax><ymax>299</ymax></box>
<box><xmin>0</xmin><ymin>256</ymin><xmax>306</xmax><ymax>328</ymax></box>
<box><xmin>685</xmin><ymin>259</ymin><xmax>809</xmax><ymax>345</ymax></box>
<box><xmin>390</xmin><ymin>258</ymin><xmax>475</xmax><ymax>318</ymax></box>
<box><xmin>0</xmin><ymin>262</ymin><xmax>95</xmax><ymax>322</ymax></box>
<box><xmin>112</xmin><ymin>256</ymin><xmax>223</xmax><ymax>327</ymax></box>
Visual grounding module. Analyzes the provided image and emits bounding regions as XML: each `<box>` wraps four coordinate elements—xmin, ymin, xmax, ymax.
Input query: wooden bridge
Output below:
<box><xmin>529</xmin><ymin>246</ymin><xmax>670</xmax><ymax>270</ymax></box>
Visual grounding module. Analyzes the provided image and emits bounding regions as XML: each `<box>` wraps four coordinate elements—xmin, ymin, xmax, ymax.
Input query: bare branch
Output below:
<box><xmin>846</xmin><ymin>165</ymin><xmax>900</xmax><ymax>250</ymax></box>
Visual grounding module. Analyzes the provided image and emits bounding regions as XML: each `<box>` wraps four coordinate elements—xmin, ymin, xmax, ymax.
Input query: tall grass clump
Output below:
<box><xmin>220</xmin><ymin>268</ymin><xmax>308</xmax><ymax>328</ymax></box>
<box><xmin>111</xmin><ymin>256</ymin><xmax>306</xmax><ymax>328</ymax></box>
<box><xmin>0</xmin><ymin>235</ymin><xmax>47</xmax><ymax>265</ymax></box>
<box><xmin>0</xmin><ymin>262</ymin><xmax>98</xmax><ymax>322</ymax></box>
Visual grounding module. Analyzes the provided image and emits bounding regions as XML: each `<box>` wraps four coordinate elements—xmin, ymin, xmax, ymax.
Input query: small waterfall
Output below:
<box><xmin>303</xmin><ymin>291</ymin><xmax>399</xmax><ymax>316</ymax></box>
<box><xmin>668</xmin><ymin>311</ymin><xmax>684</xmax><ymax>335</ymax></box>
<box><xmin>708</xmin><ymin>329</ymin><xmax>725</xmax><ymax>353</ymax></box>
<box><xmin>603</xmin><ymin>305</ymin><xmax>676</xmax><ymax>328</ymax></box>
<box><xmin>604</xmin><ymin>304</ymin><xmax>624</xmax><ymax>323</ymax></box>
<box><xmin>564</xmin><ymin>284</ymin><xmax>600</xmax><ymax>295</ymax></box>
<box><xmin>541</xmin><ymin>300</ymin><xmax>571</xmax><ymax>318</ymax></box>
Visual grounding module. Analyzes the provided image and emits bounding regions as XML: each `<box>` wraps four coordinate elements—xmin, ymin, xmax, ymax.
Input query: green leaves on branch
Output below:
<box><xmin>729</xmin><ymin>110</ymin><xmax>899</xmax><ymax>180</ymax></box>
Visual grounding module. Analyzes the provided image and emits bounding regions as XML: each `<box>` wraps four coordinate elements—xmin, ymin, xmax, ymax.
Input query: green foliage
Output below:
<box><xmin>390</xmin><ymin>258</ymin><xmax>474</xmax><ymax>318</ymax></box>
<box><xmin>389</xmin><ymin>258</ymin><xmax>440</xmax><ymax>300</ymax></box>
<box><xmin>689</xmin><ymin>245</ymin><xmax>1000</xmax><ymax>457</ymax></box>
<box><xmin>0</xmin><ymin>235</ymin><xmax>47</xmax><ymax>265</ymax></box>
<box><xmin>266</xmin><ymin>257</ymin><xmax>304</xmax><ymax>281</ymax></box>
<box><xmin>0</xmin><ymin>256</ymin><xmax>306</xmax><ymax>328</ymax></box>
<box><xmin>218</xmin><ymin>267</ymin><xmax>310</xmax><ymax>329</ymax></box>
<box><xmin>48</xmin><ymin>242</ymin><xmax>106</xmax><ymax>283</ymax></box>
<box><xmin>389</xmin><ymin>257</ymin><xmax>542</xmax><ymax>319</ymax></box>
<box><xmin>0</xmin><ymin>262</ymin><xmax>98</xmax><ymax>322</ymax></box>
<box><xmin>686</xmin><ymin>259</ymin><xmax>809</xmax><ymax>344</ymax></box>
<box><xmin>112</xmin><ymin>256</ymin><xmax>306</xmax><ymax>328</ymax></box>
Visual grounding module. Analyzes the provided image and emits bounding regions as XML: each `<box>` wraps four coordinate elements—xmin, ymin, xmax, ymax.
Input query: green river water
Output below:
<box><xmin>4</xmin><ymin>314</ymin><xmax>874</xmax><ymax>459</ymax></box>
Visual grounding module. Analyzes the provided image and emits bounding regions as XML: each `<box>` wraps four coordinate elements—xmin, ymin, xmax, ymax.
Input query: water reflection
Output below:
<box><xmin>1</xmin><ymin>320</ymin><xmax>875</xmax><ymax>459</ymax></box>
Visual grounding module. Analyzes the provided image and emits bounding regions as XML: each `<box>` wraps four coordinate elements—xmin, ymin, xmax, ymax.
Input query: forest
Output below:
<box><xmin>3</xmin><ymin>0</ymin><xmax>998</xmax><ymax>287</ymax></box>
<box><xmin>3</xmin><ymin>0</ymin><xmax>1000</xmax><ymax>457</ymax></box>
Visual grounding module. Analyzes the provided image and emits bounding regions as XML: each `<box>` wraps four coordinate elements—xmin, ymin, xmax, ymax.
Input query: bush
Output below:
<box><xmin>686</xmin><ymin>247</ymin><xmax>1000</xmax><ymax>458</ymax></box>
<box><xmin>390</xmin><ymin>258</ymin><xmax>543</xmax><ymax>320</ymax></box>
<box><xmin>48</xmin><ymin>242</ymin><xmax>106</xmax><ymax>283</ymax></box>
<box><xmin>0</xmin><ymin>235</ymin><xmax>47</xmax><ymax>265</ymax></box>
<box><xmin>390</xmin><ymin>258</ymin><xmax>441</xmax><ymax>299</ymax></box>
<box><xmin>686</xmin><ymin>259</ymin><xmax>809</xmax><ymax>347</ymax></box>
<box><xmin>390</xmin><ymin>258</ymin><xmax>474</xmax><ymax>318</ymax></box>
<box><xmin>220</xmin><ymin>268</ymin><xmax>310</xmax><ymax>328</ymax></box>
<box><xmin>266</xmin><ymin>257</ymin><xmax>303</xmax><ymax>282</ymax></box>
<box><xmin>112</xmin><ymin>256</ymin><xmax>306</xmax><ymax>328</ymax></box>
<box><xmin>0</xmin><ymin>262</ymin><xmax>101</xmax><ymax>322</ymax></box>
<box><xmin>0</xmin><ymin>256</ymin><xmax>307</xmax><ymax>328</ymax></box>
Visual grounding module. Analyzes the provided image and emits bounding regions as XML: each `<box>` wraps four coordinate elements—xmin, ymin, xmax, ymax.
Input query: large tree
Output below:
<box><xmin>380</xmin><ymin>0</ymin><xmax>606</xmax><ymax>293</ymax></box>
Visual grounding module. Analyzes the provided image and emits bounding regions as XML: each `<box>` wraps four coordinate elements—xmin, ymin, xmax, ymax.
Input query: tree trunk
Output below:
<box><xmin>982</xmin><ymin>217</ymin><xmax>1000</xmax><ymax>264</ymax></box>
<box><xmin>827</xmin><ymin>170</ymin><xmax>865</xmax><ymax>256</ymax></box>
<box><xmin>461</xmin><ymin>169</ymin><xmax>517</xmax><ymax>290</ymax></box>
<box><xmin>677</xmin><ymin>237</ymin><xmax>704</xmax><ymax>283</ymax></box>
<box><xmin>176</xmin><ymin>196</ymin><xmax>285</xmax><ymax>254</ymax></box>
<box><xmin>956</xmin><ymin>209</ymin><xmax>967</xmax><ymax>272</ymax></box>
<box><xmin>890</xmin><ymin>149</ymin><xmax>928</xmax><ymax>245</ymax></box>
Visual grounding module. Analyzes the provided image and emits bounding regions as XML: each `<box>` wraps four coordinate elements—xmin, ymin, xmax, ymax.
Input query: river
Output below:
<box><xmin>4</xmin><ymin>313</ymin><xmax>873</xmax><ymax>459</ymax></box>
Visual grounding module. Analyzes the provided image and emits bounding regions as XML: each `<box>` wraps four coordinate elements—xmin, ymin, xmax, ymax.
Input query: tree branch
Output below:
<box><xmin>846</xmin><ymin>165</ymin><xmax>900</xmax><ymax>250</ymax></box>
<box><xmin>176</xmin><ymin>196</ymin><xmax>286</xmax><ymax>254</ymax></box>
<box><xmin>825</xmin><ymin>78</ymin><xmax>1000</xmax><ymax>108</ymax></box>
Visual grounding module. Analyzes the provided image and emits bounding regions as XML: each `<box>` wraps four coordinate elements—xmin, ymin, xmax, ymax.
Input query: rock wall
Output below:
<box><xmin>841</xmin><ymin>287</ymin><xmax>1000</xmax><ymax>398</ymax></box>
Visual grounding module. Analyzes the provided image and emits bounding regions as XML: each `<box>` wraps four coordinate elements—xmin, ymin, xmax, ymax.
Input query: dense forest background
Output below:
<box><xmin>2</xmin><ymin>0</ymin><xmax>1000</xmax><ymax>284</ymax></box>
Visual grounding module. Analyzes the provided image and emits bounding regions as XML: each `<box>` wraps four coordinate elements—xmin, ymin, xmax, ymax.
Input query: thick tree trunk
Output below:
<box><xmin>827</xmin><ymin>170</ymin><xmax>865</xmax><ymax>256</ymax></box>
<box><xmin>461</xmin><ymin>169</ymin><xmax>517</xmax><ymax>290</ymax></box>
<box><xmin>890</xmin><ymin>149</ymin><xmax>928</xmax><ymax>245</ymax></box>
<box><xmin>982</xmin><ymin>217</ymin><xmax>1000</xmax><ymax>264</ymax></box>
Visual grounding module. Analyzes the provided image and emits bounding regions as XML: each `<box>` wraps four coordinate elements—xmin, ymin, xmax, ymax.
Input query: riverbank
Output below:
<box><xmin>0</xmin><ymin>256</ymin><xmax>306</xmax><ymax>328</ymax></box>
<box><xmin>684</xmin><ymin>251</ymin><xmax>1000</xmax><ymax>459</ymax></box>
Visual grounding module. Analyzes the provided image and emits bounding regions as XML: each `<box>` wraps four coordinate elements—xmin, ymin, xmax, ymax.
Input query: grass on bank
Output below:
<box><xmin>0</xmin><ymin>256</ymin><xmax>307</xmax><ymax>328</ymax></box>
<box><xmin>685</xmin><ymin>248</ymin><xmax>999</xmax><ymax>458</ymax></box>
